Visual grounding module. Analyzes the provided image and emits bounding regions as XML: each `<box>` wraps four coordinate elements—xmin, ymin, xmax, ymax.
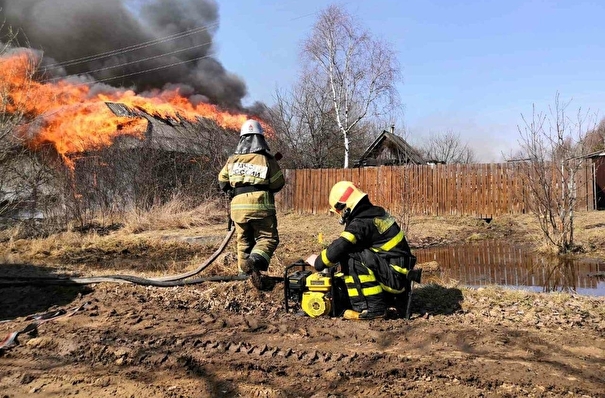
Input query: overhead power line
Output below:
<box><xmin>93</xmin><ymin>54</ymin><xmax>213</xmax><ymax>84</ymax></box>
<box><xmin>41</xmin><ymin>39</ymin><xmax>214</xmax><ymax>83</ymax></box>
<box><xmin>42</xmin><ymin>22</ymin><xmax>219</xmax><ymax>70</ymax></box>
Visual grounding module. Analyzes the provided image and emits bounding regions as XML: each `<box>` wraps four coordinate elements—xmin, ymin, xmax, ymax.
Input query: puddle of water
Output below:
<box><xmin>415</xmin><ymin>240</ymin><xmax>605</xmax><ymax>296</ymax></box>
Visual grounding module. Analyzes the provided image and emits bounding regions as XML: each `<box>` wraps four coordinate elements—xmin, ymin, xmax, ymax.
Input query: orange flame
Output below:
<box><xmin>1</xmin><ymin>50</ymin><xmax>269</xmax><ymax>167</ymax></box>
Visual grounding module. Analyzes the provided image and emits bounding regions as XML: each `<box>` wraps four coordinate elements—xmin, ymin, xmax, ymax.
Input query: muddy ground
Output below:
<box><xmin>1</xmin><ymin>211</ymin><xmax>605</xmax><ymax>397</ymax></box>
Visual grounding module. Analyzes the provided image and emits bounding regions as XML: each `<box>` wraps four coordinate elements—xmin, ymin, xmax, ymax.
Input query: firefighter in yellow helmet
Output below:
<box><xmin>218</xmin><ymin>119</ymin><xmax>285</xmax><ymax>289</ymax></box>
<box><xmin>306</xmin><ymin>181</ymin><xmax>420</xmax><ymax>319</ymax></box>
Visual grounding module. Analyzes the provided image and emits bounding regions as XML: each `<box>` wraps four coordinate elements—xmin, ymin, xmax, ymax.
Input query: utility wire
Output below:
<box><xmin>42</xmin><ymin>40</ymin><xmax>214</xmax><ymax>83</ymax></box>
<box><xmin>38</xmin><ymin>3</ymin><xmax>356</xmax><ymax>82</ymax></box>
<box><xmin>42</xmin><ymin>22</ymin><xmax>218</xmax><ymax>70</ymax></box>
<box><xmin>94</xmin><ymin>53</ymin><xmax>213</xmax><ymax>84</ymax></box>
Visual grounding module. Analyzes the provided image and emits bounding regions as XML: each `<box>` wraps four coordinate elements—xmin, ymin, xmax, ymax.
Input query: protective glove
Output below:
<box><xmin>306</xmin><ymin>254</ymin><xmax>325</xmax><ymax>272</ymax></box>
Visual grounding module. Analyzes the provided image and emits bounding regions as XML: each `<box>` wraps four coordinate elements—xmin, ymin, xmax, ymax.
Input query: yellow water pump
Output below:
<box><xmin>301</xmin><ymin>272</ymin><xmax>333</xmax><ymax>317</ymax></box>
<box><xmin>284</xmin><ymin>260</ymin><xmax>349</xmax><ymax>318</ymax></box>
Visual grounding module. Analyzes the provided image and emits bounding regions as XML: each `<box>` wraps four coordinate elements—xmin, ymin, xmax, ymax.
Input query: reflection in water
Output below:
<box><xmin>415</xmin><ymin>240</ymin><xmax>605</xmax><ymax>297</ymax></box>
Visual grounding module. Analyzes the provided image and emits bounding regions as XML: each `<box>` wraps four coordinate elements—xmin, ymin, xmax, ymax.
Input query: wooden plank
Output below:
<box><xmin>421</xmin><ymin>164</ymin><xmax>427</xmax><ymax>215</ymax></box>
<box><xmin>471</xmin><ymin>164</ymin><xmax>477</xmax><ymax>217</ymax></box>
<box><xmin>455</xmin><ymin>164</ymin><xmax>461</xmax><ymax>215</ymax></box>
<box><xmin>295</xmin><ymin>169</ymin><xmax>303</xmax><ymax>213</ymax></box>
<box><xmin>454</xmin><ymin>164</ymin><xmax>460</xmax><ymax>215</ymax></box>
<box><xmin>479</xmin><ymin>164</ymin><xmax>484</xmax><ymax>218</ymax></box>
<box><xmin>314</xmin><ymin>168</ymin><xmax>320</xmax><ymax>213</ymax></box>
<box><xmin>486</xmin><ymin>163</ymin><xmax>492</xmax><ymax>218</ymax></box>
<box><xmin>444</xmin><ymin>164</ymin><xmax>450</xmax><ymax>215</ymax></box>
<box><xmin>430</xmin><ymin>165</ymin><xmax>436</xmax><ymax>215</ymax></box>
<box><xmin>411</xmin><ymin>165</ymin><xmax>417</xmax><ymax>215</ymax></box>
<box><xmin>464</xmin><ymin>164</ymin><xmax>471</xmax><ymax>215</ymax></box>
<box><xmin>492</xmin><ymin>163</ymin><xmax>498</xmax><ymax>216</ymax></box>
<box><xmin>306</xmin><ymin>169</ymin><xmax>312</xmax><ymax>213</ymax></box>
<box><xmin>426</xmin><ymin>164</ymin><xmax>431</xmax><ymax>215</ymax></box>
<box><xmin>440</xmin><ymin>164</ymin><xmax>446</xmax><ymax>215</ymax></box>
<box><xmin>386</xmin><ymin>166</ymin><xmax>394</xmax><ymax>212</ymax></box>
<box><xmin>468</xmin><ymin>164</ymin><xmax>474</xmax><ymax>216</ymax></box>
<box><xmin>443</xmin><ymin>164</ymin><xmax>448</xmax><ymax>216</ymax></box>
<box><xmin>412</xmin><ymin>165</ymin><xmax>418</xmax><ymax>215</ymax></box>
<box><xmin>504</xmin><ymin>163</ymin><xmax>510</xmax><ymax>214</ymax></box>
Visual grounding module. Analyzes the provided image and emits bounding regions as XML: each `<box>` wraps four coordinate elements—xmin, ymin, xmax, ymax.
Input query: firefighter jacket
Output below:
<box><xmin>218</xmin><ymin>152</ymin><xmax>284</xmax><ymax>223</ymax></box>
<box><xmin>313</xmin><ymin>198</ymin><xmax>416</xmax><ymax>294</ymax></box>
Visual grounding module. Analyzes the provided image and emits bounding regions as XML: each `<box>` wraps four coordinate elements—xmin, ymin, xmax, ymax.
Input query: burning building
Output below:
<box><xmin>0</xmin><ymin>49</ymin><xmax>264</xmax><ymax>224</ymax></box>
<box><xmin>0</xmin><ymin>0</ymin><xmax>272</xmax><ymax>224</ymax></box>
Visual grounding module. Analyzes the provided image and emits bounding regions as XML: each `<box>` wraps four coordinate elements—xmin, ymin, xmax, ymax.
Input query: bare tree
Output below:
<box><xmin>303</xmin><ymin>5</ymin><xmax>401</xmax><ymax>168</ymax></box>
<box><xmin>583</xmin><ymin>117</ymin><xmax>605</xmax><ymax>152</ymax></box>
<box><xmin>0</xmin><ymin>27</ymin><xmax>38</xmax><ymax>219</ymax></box>
<box><xmin>420</xmin><ymin>130</ymin><xmax>476</xmax><ymax>164</ymax></box>
<box><xmin>517</xmin><ymin>93</ymin><xmax>596</xmax><ymax>253</ymax></box>
<box><xmin>269</xmin><ymin>73</ymin><xmax>342</xmax><ymax>168</ymax></box>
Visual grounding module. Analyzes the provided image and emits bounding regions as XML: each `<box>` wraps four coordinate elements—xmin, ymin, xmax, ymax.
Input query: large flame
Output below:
<box><xmin>1</xmin><ymin>50</ymin><xmax>265</xmax><ymax>167</ymax></box>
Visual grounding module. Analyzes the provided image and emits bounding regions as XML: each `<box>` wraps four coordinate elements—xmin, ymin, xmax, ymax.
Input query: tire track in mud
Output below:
<box><xmin>181</xmin><ymin>336</ymin><xmax>600</xmax><ymax>397</ymax></box>
<box><xmin>4</xmin><ymin>284</ymin><xmax>604</xmax><ymax>398</ymax></box>
<box><xmin>31</xmin><ymin>307</ymin><xmax>601</xmax><ymax>398</ymax></box>
<box><xmin>175</xmin><ymin>337</ymin><xmax>534</xmax><ymax>396</ymax></box>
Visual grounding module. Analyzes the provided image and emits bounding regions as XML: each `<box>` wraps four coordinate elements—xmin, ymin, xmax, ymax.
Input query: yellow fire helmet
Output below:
<box><xmin>328</xmin><ymin>181</ymin><xmax>367</xmax><ymax>221</ymax></box>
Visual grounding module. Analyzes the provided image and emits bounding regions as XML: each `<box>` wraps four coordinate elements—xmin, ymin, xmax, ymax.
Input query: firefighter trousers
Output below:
<box><xmin>343</xmin><ymin>258</ymin><xmax>386</xmax><ymax>314</ymax></box>
<box><xmin>235</xmin><ymin>215</ymin><xmax>279</xmax><ymax>273</ymax></box>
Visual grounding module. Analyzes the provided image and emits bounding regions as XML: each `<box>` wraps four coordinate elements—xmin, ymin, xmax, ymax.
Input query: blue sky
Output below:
<box><xmin>213</xmin><ymin>0</ymin><xmax>605</xmax><ymax>161</ymax></box>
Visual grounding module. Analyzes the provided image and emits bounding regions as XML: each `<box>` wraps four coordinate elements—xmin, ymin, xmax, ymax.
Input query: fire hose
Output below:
<box><xmin>0</xmin><ymin>302</ymin><xmax>90</xmax><ymax>353</ymax></box>
<box><xmin>1</xmin><ymin>153</ymin><xmax>287</xmax><ymax>351</ymax></box>
<box><xmin>0</xmin><ymin>228</ymin><xmax>247</xmax><ymax>353</ymax></box>
<box><xmin>0</xmin><ymin>228</ymin><xmax>246</xmax><ymax>287</ymax></box>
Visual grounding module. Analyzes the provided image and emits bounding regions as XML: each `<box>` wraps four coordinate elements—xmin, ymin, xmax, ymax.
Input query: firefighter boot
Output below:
<box><xmin>394</xmin><ymin>292</ymin><xmax>411</xmax><ymax>320</ymax></box>
<box><xmin>242</xmin><ymin>254</ymin><xmax>267</xmax><ymax>290</ymax></box>
<box><xmin>343</xmin><ymin>309</ymin><xmax>385</xmax><ymax>320</ymax></box>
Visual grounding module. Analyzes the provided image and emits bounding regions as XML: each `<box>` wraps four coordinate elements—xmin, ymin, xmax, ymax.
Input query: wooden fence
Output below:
<box><xmin>276</xmin><ymin>162</ymin><xmax>596</xmax><ymax>217</ymax></box>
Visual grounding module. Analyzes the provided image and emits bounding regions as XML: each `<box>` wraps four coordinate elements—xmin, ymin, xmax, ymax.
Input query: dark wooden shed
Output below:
<box><xmin>586</xmin><ymin>151</ymin><xmax>605</xmax><ymax>210</ymax></box>
<box><xmin>354</xmin><ymin>129</ymin><xmax>425</xmax><ymax>167</ymax></box>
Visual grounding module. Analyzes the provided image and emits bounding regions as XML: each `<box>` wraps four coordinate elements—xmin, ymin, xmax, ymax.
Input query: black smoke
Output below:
<box><xmin>0</xmin><ymin>0</ymin><xmax>248</xmax><ymax>109</ymax></box>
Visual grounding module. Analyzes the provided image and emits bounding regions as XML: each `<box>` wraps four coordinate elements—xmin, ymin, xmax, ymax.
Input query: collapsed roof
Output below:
<box><xmin>104</xmin><ymin>102</ymin><xmax>237</xmax><ymax>155</ymax></box>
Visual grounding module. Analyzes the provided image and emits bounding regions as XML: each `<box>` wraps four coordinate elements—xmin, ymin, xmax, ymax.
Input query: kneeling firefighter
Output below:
<box><xmin>306</xmin><ymin>181</ymin><xmax>419</xmax><ymax>319</ymax></box>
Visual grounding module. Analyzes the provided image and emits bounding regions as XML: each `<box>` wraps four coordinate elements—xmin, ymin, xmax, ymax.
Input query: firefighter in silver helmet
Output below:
<box><xmin>218</xmin><ymin>119</ymin><xmax>285</xmax><ymax>289</ymax></box>
<box><xmin>306</xmin><ymin>181</ymin><xmax>420</xmax><ymax>319</ymax></box>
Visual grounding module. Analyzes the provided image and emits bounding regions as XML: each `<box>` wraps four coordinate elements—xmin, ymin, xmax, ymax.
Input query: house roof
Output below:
<box><xmin>105</xmin><ymin>102</ymin><xmax>236</xmax><ymax>154</ymax></box>
<box><xmin>356</xmin><ymin>131</ymin><xmax>426</xmax><ymax>166</ymax></box>
<box><xmin>584</xmin><ymin>150</ymin><xmax>605</xmax><ymax>159</ymax></box>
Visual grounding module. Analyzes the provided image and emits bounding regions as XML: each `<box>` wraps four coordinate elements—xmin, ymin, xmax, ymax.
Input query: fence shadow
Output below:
<box><xmin>0</xmin><ymin>263</ymin><xmax>91</xmax><ymax>321</ymax></box>
<box><xmin>412</xmin><ymin>283</ymin><xmax>463</xmax><ymax>317</ymax></box>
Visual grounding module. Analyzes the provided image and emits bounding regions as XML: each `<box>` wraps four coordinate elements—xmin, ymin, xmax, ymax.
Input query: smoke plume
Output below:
<box><xmin>0</xmin><ymin>0</ymin><xmax>248</xmax><ymax>109</ymax></box>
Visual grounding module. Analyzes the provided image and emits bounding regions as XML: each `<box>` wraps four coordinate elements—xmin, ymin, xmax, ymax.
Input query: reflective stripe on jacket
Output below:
<box><xmin>314</xmin><ymin>201</ymin><xmax>415</xmax><ymax>293</ymax></box>
<box><xmin>218</xmin><ymin>152</ymin><xmax>284</xmax><ymax>223</ymax></box>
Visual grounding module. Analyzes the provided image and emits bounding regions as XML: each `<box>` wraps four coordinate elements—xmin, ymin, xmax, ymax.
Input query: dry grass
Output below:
<box><xmin>2</xmin><ymin>204</ymin><xmax>604</xmax><ymax>276</ymax></box>
<box><xmin>459</xmin><ymin>284</ymin><xmax>605</xmax><ymax>321</ymax></box>
<box><xmin>121</xmin><ymin>196</ymin><xmax>228</xmax><ymax>234</ymax></box>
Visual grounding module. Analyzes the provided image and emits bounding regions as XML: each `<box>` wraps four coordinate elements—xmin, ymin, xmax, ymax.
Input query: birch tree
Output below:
<box><xmin>303</xmin><ymin>5</ymin><xmax>400</xmax><ymax>168</ymax></box>
<box><xmin>269</xmin><ymin>72</ymin><xmax>342</xmax><ymax>168</ymax></box>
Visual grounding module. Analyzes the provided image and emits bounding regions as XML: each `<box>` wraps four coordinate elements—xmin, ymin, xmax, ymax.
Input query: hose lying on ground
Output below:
<box><xmin>0</xmin><ymin>274</ymin><xmax>250</xmax><ymax>287</ymax></box>
<box><xmin>0</xmin><ymin>302</ymin><xmax>90</xmax><ymax>352</ymax></box>
<box><xmin>0</xmin><ymin>229</ymin><xmax>247</xmax><ymax>287</ymax></box>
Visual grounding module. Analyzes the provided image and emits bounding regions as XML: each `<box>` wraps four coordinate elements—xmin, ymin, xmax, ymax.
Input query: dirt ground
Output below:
<box><xmin>1</xmin><ymin>211</ymin><xmax>605</xmax><ymax>397</ymax></box>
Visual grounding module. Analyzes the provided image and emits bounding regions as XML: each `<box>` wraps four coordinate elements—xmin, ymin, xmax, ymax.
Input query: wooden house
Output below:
<box><xmin>354</xmin><ymin>128</ymin><xmax>426</xmax><ymax>167</ymax></box>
